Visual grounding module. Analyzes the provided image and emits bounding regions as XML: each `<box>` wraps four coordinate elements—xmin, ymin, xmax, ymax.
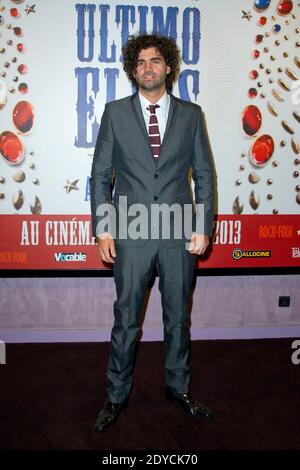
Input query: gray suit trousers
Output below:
<box><xmin>106</xmin><ymin>241</ymin><xmax>196</xmax><ymax>403</ymax></box>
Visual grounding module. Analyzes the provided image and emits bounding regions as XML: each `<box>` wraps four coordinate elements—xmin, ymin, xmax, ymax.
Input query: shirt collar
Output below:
<box><xmin>139</xmin><ymin>91</ymin><xmax>169</xmax><ymax>112</ymax></box>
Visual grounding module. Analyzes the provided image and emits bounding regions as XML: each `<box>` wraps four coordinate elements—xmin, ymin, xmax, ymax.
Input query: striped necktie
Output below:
<box><xmin>147</xmin><ymin>104</ymin><xmax>161</xmax><ymax>159</ymax></box>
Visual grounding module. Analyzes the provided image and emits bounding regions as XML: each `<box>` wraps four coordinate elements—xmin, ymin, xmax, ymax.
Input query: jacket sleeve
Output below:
<box><xmin>192</xmin><ymin>109</ymin><xmax>215</xmax><ymax>237</ymax></box>
<box><xmin>90</xmin><ymin>104</ymin><xmax>115</xmax><ymax>237</ymax></box>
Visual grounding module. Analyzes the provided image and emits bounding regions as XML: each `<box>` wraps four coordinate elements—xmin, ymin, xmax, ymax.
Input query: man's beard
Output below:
<box><xmin>136</xmin><ymin>73</ymin><xmax>166</xmax><ymax>91</ymax></box>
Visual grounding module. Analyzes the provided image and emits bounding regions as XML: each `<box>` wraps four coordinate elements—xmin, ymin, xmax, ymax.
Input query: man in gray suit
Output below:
<box><xmin>90</xmin><ymin>34</ymin><xmax>215</xmax><ymax>432</ymax></box>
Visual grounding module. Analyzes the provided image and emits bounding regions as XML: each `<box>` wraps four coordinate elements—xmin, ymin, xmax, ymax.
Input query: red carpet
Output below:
<box><xmin>1</xmin><ymin>339</ymin><xmax>300</xmax><ymax>457</ymax></box>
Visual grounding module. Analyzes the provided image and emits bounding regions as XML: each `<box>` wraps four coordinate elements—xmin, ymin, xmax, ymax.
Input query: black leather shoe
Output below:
<box><xmin>166</xmin><ymin>387</ymin><xmax>213</xmax><ymax>418</ymax></box>
<box><xmin>95</xmin><ymin>400</ymin><xmax>127</xmax><ymax>432</ymax></box>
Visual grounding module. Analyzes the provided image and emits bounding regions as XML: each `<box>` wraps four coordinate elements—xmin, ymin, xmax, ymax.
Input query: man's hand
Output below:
<box><xmin>96</xmin><ymin>233</ymin><xmax>116</xmax><ymax>263</ymax></box>
<box><xmin>188</xmin><ymin>233</ymin><xmax>210</xmax><ymax>255</ymax></box>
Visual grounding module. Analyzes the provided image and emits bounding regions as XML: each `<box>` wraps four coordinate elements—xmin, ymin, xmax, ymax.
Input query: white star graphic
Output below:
<box><xmin>242</xmin><ymin>10</ymin><xmax>252</xmax><ymax>21</ymax></box>
<box><xmin>64</xmin><ymin>179</ymin><xmax>79</xmax><ymax>194</ymax></box>
<box><xmin>25</xmin><ymin>4</ymin><xmax>36</xmax><ymax>15</ymax></box>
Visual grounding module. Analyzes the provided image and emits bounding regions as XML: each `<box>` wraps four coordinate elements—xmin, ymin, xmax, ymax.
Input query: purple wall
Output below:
<box><xmin>0</xmin><ymin>274</ymin><xmax>300</xmax><ymax>342</ymax></box>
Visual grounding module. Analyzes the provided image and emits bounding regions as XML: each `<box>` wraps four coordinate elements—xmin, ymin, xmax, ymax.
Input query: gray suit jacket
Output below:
<box><xmin>90</xmin><ymin>92</ymin><xmax>215</xmax><ymax>247</ymax></box>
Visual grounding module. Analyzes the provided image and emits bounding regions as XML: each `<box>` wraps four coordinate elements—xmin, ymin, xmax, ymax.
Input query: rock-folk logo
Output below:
<box><xmin>232</xmin><ymin>249</ymin><xmax>271</xmax><ymax>260</ymax></box>
<box><xmin>54</xmin><ymin>253</ymin><xmax>86</xmax><ymax>262</ymax></box>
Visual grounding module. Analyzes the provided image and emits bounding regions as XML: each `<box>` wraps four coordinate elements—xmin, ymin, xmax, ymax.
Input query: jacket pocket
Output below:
<box><xmin>175</xmin><ymin>193</ymin><xmax>192</xmax><ymax>204</ymax></box>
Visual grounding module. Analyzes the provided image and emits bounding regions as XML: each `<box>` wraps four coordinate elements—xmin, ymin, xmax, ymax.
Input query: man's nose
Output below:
<box><xmin>144</xmin><ymin>61</ymin><xmax>153</xmax><ymax>71</ymax></box>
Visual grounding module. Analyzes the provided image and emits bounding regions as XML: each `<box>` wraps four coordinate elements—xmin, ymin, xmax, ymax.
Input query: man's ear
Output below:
<box><xmin>166</xmin><ymin>66</ymin><xmax>171</xmax><ymax>75</ymax></box>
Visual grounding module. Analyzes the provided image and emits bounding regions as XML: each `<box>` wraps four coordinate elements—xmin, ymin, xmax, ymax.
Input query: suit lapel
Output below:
<box><xmin>159</xmin><ymin>94</ymin><xmax>178</xmax><ymax>156</ymax></box>
<box><xmin>131</xmin><ymin>93</ymin><xmax>156</xmax><ymax>168</ymax></box>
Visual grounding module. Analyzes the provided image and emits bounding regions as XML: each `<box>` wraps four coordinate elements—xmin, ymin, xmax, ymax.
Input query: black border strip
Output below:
<box><xmin>0</xmin><ymin>266</ymin><xmax>299</xmax><ymax>277</ymax></box>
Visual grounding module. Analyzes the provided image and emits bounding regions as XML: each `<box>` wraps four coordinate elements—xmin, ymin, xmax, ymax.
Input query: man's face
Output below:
<box><xmin>134</xmin><ymin>47</ymin><xmax>171</xmax><ymax>92</ymax></box>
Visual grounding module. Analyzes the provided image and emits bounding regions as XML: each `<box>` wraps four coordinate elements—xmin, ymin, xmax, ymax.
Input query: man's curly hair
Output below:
<box><xmin>122</xmin><ymin>34</ymin><xmax>180</xmax><ymax>91</ymax></box>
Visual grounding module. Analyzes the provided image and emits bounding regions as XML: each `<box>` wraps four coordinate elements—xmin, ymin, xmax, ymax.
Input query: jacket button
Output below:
<box><xmin>154</xmin><ymin>196</ymin><xmax>158</xmax><ymax>201</ymax></box>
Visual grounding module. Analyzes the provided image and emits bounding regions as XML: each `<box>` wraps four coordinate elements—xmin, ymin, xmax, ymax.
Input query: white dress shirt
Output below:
<box><xmin>138</xmin><ymin>91</ymin><xmax>170</xmax><ymax>142</ymax></box>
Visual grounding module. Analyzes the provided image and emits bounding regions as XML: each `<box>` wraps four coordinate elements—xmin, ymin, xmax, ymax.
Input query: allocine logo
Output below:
<box><xmin>54</xmin><ymin>253</ymin><xmax>86</xmax><ymax>262</ymax></box>
<box><xmin>232</xmin><ymin>249</ymin><xmax>271</xmax><ymax>260</ymax></box>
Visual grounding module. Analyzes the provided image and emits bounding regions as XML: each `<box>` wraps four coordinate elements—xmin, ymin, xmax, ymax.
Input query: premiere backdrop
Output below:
<box><xmin>0</xmin><ymin>0</ymin><xmax>300</xmax><ymax>269</ymax></box>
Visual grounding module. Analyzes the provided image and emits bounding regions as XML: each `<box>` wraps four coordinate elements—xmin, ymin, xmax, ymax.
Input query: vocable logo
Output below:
<box><xmin>232</xmin><ymin>249</ymin><xmax>271</xmax><ymax>260</ymax></box>
<box><xmin>54</xmin><ymin>253</ymin><xmax>86</xmax><ymax>262</ymax></box>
